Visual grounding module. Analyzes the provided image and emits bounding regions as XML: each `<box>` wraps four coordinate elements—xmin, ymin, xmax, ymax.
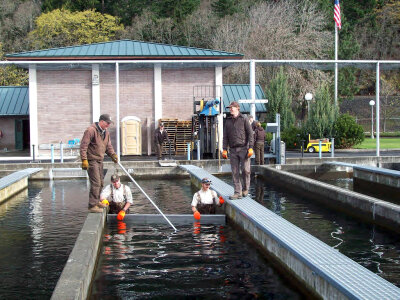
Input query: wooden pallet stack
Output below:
<box><xmin>160</xmin><ymin>119</ymin><xmax>178</xmax><ymax>155</ymax></box>
<box><xmin>175</xmin><ymin>120</ymin><xmax>192</xmax><ymax>155</ymax></box>
<box><xmin>160</xmin><ymin>119</ymin><xmax>193</xmax><ymax>156</ymax></box>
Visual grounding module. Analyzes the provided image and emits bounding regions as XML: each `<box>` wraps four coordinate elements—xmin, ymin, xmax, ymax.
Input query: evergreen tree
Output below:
<box><xmin>212</xmin><ymin>0</ymin><xmax>239</xmax><ymax>18</ymax></box>
<box><xmin>265</xmin><ymin>67</ymin><xmax>295</xmax><ymax>131</ymax></box>
<box><xmin>305</xmin><ymin>83</ymin><xmax>338</xmax><ymax>138</ymax></box>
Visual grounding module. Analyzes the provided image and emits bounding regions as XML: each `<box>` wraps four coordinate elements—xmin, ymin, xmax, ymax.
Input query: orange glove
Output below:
<box><xmin>219</xmin><ymin>196</ymin><xmax>225</xmax><ymax>205</ymax></box>
<box><xmin>247</xmin><ymin>148</ymin><xmax>254</xmax><ymax>158</ymax></box>
<box><xmin>194</xmin><ymin>211</ymin><xmax>201</xmax><ymax>220</ymax></box>
<box><xmin>101</xmin><ymin>199</ymin><xmax>109</xmax><ymax>206</ymax></box>
<box><xmin>117</xmin><ymin>210</ymin><xmax>126</xmax><ymax>221</ymax></box>
<box><xmin>117</xmin><ymin>221</ymin><xmax>126</xmax><ymax>234</ymax></box>
<box><xmin>111</xmin><ymin>153</ymin><xmax>118</xmax><ymax>163</ymax></box>
<box><xmin>82</xmin><ymin>159</ymin><xmax>89</xmax><ymax>170</ymax></box>
<box><xmin>222</xmin><ymin>150</ymin><xmax>228</xmax><ymax>159</ymax></box>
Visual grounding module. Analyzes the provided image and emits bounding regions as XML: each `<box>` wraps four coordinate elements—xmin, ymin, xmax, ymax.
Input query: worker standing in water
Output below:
<box><xmin>191</xmin><ymin>178</ymin><xmax>224</xmax><ymax>220</ymax></box>
<box><xmin>80</xmin><ymin>114</ymin><xmax>118</xmax><ymax>213</ymax></box>
<box><xmin>100</xmin><ymin>174</ymin><xmax>133</xmax><ymax>221</ymax></box>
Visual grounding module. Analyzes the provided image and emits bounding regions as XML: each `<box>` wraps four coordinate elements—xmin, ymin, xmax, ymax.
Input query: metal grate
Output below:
<box><xmin>179</xmin><ymin>165</ymin><xmax>400</xmax><ymax>300</ymax></box>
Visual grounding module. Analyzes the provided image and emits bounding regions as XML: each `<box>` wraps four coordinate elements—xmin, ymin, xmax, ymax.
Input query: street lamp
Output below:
<box><xmin>305</xmin><ymin>93</ymin><xmax>313</xmax><ymax>115</ymax></box>
<box><xmin>369</xmin><ymin>100</ymin><xmax>375</xmax><ymax>139</ymax></box>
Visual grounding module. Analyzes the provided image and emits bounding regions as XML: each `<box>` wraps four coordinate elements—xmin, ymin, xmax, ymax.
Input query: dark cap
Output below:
<box><xmin>201</xmin><ymin>177</ymin><xmax>212</xmax><ymax>184</ymax></box>
<box><xmin>99</xmin><ymin>114</ymin><xmax>113</xmax><ymax>124</ymax></box>
<box><xmin>227</xmin><ymin>101</ymin><xmax>240</xmax><ymax>109</ymax></box>
<box><xmin>111</xmin><ymin>174</ymin><xmax>120</xmax><ymax>183</ymax></box>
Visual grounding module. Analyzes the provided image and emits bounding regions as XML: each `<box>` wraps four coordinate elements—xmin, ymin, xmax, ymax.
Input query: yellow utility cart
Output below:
<box><xmin>305</xmin><ymin>134</ymin><xmax>331</xmax><ymax>153</ymax></box>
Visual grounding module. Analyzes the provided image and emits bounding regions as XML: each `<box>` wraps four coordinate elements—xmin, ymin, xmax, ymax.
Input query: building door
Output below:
<box><xmin>15</xmin><ymin>119</ymin><xmax>23</xmax><ymax>150</ymax></box>
<box><xmin>121</xmin><ymin>117</ymin><xmax>142</xmax><ymax>155</ymax></box>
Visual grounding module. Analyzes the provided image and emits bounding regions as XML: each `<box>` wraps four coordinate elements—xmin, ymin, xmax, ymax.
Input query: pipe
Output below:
<box><xmin>117</xmin><ymin>161</ymin><xmax>177</xmax><ymax>231</ymax></box>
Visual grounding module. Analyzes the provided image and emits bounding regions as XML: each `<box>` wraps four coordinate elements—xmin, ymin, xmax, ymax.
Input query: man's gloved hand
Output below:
<box><xmin>101</xmin><ymin>199</ymin><xmax>109</xmax><ymax>206</ymax></box>
<box><xmin>219</xmin><ymin>196</ymin><xmax>225</xmax><ymax>205</ymax></box>
<box><xmin>117</xmin><ymin>210</ymin><xmax>126</xmax><ymax>221</ymax></box>
<box><xmin>247</xmin><ymin>148</ymin><xmax>254</xmax><ymax>158</ymax></box>
<box><xmin>82</xmin><ymin>159</ymin><xmax>89</xmax><ymax>170</ymax></box>
<box><xmin>111</xmin><ymin>154</ymin><xmax>118</xmax><ymax>163</ymax></box>
<box><xmin>222</xmin><ymin>150</ymin><xmax>228</xmax><ymax>159</ymax></box>
<box><xmin>193</xmin><ymin>211</ymin><xmax>201</xmax><ymax>220</ymax></box>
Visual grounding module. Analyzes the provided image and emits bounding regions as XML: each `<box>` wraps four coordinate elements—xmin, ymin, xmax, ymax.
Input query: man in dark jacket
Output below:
<box><xmin>154</xmin><ymin>123</ymin><xmax>170</xmax><ymax>160</ymax></box>
<box><xmin>80</xmin><ymin>114</ymin><xmax>118</xmax><ymax>213</ymax></box>
<box><xmin>222</xmin><ymin>101</ymin><xmax>254</xmax><ymax>199</ymax></box>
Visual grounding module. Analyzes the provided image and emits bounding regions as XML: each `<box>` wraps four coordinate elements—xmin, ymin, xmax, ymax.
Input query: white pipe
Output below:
<box><xmin>376</xmin><ymin>63</ymin><xmax>380</xmax><ymax>157</ymax></box>
<box><xmin>250</xmin><ymin>60</ymin><xmax>256</xmax><ymax>118</ymax></box>
<box><xmin>334</xmin><ymin>24</ymin><xmax>338</xmax><ymax>106</ymax></box>
<box><xmin>117</xmin><ymin>161</ymin><xmax>177</xmax><ymax>231</ymax></box>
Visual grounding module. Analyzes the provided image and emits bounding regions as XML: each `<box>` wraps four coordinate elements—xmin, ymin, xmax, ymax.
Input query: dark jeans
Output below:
<box><xmin>230</xmin><ymin>146</ymin><xmax>251</xmax><ymax>194</ymax></box>
<box><xmin>87</xmin><ymin>160</ymin><xmax>104</xmax><ymax>208</ymax></box>
<box><xmin>155</xmin><ymin>143</ymin><xmax>163</xmax><ymax>159</ymax></box>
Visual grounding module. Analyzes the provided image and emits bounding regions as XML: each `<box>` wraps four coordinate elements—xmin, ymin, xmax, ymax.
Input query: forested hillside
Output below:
<box><xmin>0</xmin><ymin>0</ymin><xmax>399</xmax><ymax>120</ymax></box>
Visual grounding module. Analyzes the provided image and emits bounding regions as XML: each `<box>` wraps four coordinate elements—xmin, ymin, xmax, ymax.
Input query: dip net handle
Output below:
<box><xmin>117</xmin><ymin>161</ymin><xmax>178</xmax><ymax>232</ymax></box>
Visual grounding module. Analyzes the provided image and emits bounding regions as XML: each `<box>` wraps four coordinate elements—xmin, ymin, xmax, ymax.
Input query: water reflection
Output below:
<box><xmin>91</xmin><ymin>223</ymin><xmax>302</xmax><ymax>299</ymax></box>
<box><xmin>252</xmin><ymin>174</ymin><xmax>400</xmax><ymax>287</ymax></box>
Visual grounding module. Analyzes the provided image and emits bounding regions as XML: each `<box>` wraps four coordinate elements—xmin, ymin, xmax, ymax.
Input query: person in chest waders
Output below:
<box><xmin>100</xmin><ymin>174</ymin><xmax>133</xmax><ymax>220</ymax></box>
<box><xmin>191</xmin><ymin>178</ymin><xmax>224</xmax><ymax>220</ymax></box>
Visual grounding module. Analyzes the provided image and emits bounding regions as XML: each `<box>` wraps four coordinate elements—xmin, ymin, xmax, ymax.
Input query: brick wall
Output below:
<box><xmin>162</xmin><ymin>68</ymin><xmax>215</xmax><ymax>120</ymax></box>
<box><xmin>0</xmin><ymin>118</ymin><xmax>16</xmax><ymax>150</ymax></box>
<box><xmin>37</xmin><ymin>70</ymin><xmax>91</xmax><ymax>146</ymax></box>
<box><xmin>35</xmin><ymin>66</ymin><xmax>216</xmax><ymax>156</ymax></box>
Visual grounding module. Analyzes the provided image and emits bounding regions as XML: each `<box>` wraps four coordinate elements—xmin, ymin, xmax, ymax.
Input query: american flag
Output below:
<box><xmin>334</xmin><ymin>0</ymin><xmax>341</xmax><ymax>30</ymax></box>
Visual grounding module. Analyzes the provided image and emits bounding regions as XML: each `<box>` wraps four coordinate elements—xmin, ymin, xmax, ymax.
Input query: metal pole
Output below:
<box><xmin>331</xmin><ymin>138</ymin><xmax>335</xmax><ymax>158</ymax></box>
<box><xmin>196</xmin><ymin>140</ymin><xmax>200</xmax><ymax>160</ymax></box>
<box><xmin>376</xmin><ymin>63</ymin><xmax>380</xmax><ymax>157</ymax></box>
<box><xmin>60</xmin><ymin>141</ymin><xmax>63</xmax><ymax>163</ymax></box>
<box><xmin>115</xmin><ymin>62</ymin><xmax>120</xmax><ymax>160</ymax></box>
<box><xmin>51</xmin><ymin>144</ymin><xmax>54</xmax><ymax>163</ymax></box>
<box><xmin>319</xmin><ymin>140</ymin><xmax>322</xmax><ymax>159</ymax></box>
<box><xmin>187</xmin><ymin>143</ymin><xmax>190</xmax><ymax>160</ymax></box>
<box><xmin>117</xmin><ymin>161</ymin><xmax>177</xmax><ymax>231</ymax></box>
<box><xmin>32</xmin><ymin>144</ymin><xmax>35</xmax><ymax>162</ymax></box>
<box><xmin>334</xmin><ymin>25</ymin><xmax>338</xmax><ymax>107</ymax></box>
<box><xmin>250</xmin><ymin>59</ymin><xmax>256</xmax><ymax>118</ymax></box>
<box><xmin>371</xmin><ymin>105</ymin><xmax>374</xmax><ymax>139</ymax></box>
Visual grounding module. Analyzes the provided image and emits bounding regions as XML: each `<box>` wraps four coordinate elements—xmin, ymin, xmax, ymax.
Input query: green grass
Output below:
<box><xmin>353</xmin><ymin>138</ymin><xmax>400</xmax><ymax>149</ymax></box>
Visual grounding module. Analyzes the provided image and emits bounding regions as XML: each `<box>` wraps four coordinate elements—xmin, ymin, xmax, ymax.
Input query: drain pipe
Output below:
<box><xmin>51</xmin><ymin>144</ymin><xmax>54</xmax><ymax>163</ymax></box>
<box><xmin>187</xmin><ymin>143</ymin><xmax>191</xmax><ymax>160</ymax></box>
<box><xmin>331</xmin><ymin>138</ymin><xmax>335</xmax><ymax>157</ymax></box>
<box><xmin>32</xmin><ymin>144</ymin><xmax>35</xmax><ymax>162</ymax></box>
<box><xmin>196</xmin><ymin>140</ymin><xmax>200</xmax><ymax>160</ymax></box>
<box><xmin>117</xmin><ymin>161</ymin><xmax>177</xmax><ymax>232</ymax></box>
<box><xmin>60</xmin><ymin>141</ymin><xmax>64</xmax><ymax>163</ymax></box>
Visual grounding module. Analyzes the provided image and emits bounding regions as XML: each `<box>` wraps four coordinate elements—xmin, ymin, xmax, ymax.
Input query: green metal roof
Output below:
<box><xmin>6</xmin><ymin>39</ymin><xmax>243</xmax><ymax>61</ymax></box>
<box><xmin>0</xmin><ymin>86</ymin><xmax>29</xmax><ymax>116</ymax></box>
<box><xmin>223</xmin><ymin>84</ymin><xmax>267</xmax><ymax>113</ymax></box>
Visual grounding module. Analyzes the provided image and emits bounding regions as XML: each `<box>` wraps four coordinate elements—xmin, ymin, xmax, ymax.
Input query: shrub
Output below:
<box><xmin>281</xmin><ymin>125</ymin><xmax>303</xmax><ymax>149</ymax></box>
<box><xmin>333</xmin><ymin>114</ymin><xmax>365</xmax><ymax>148</ymax></box>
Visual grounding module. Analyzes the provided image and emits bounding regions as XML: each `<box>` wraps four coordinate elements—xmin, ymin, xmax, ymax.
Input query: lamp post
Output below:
<box><xmin>305</xmin><ymin>93</ymin><xmax>313</xmax><ymax>115</ymax></box>
<box><xmin>369</xmin><ymin>100</ymin><xmax>375</xmax><ymax>139</ymax></box>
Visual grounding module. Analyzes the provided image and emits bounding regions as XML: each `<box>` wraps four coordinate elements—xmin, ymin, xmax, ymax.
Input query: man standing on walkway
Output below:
<box><xmin>222</xmin><ymin>101</ymin><xmax>254</xmax><ymax>199</ymax></box>
<box><xmin>154</xmin><ymin>123</ymin><xmax>170</xmax><ymax>160</ymax></box>
<box><xmin>80</xmin><ymin>114</ymin><xmax>118</xmax><ymax>213</ymax></box>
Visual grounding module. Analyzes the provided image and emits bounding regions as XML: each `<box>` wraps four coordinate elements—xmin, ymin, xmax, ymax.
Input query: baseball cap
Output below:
<box><xmin>201</xmin><ymin>178</ymin><xmax>212</xmax><ymax>184</ymax></box>
<box><xmin>111</xmin><ymin>174</ymin><xmax>120</xmax><ymax>183</ymax></box>
<box><xmin>99</xmin><ymin>114</ymin><xmax>113</xmax><ymax>124</ymax></box>
<box><xmin>227</xmin><ymin>101</ymin><xmax>240</xmax><ymax>109</ymax></box>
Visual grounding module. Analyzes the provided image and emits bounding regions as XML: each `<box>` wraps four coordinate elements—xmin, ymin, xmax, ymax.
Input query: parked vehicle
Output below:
<box><xmin>305</xmin><ymin>134</ymin><xmax>331</xmax><ymax>153</ymax></box>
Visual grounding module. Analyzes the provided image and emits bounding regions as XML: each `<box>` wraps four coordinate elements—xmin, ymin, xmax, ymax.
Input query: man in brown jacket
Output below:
<box><xmin>222</xmin><ymin>102</ymin><xmax>254</xmax><ymax>199</ymax></box>
<box><xmin>154</xmin><ymin>123</ymin><xmax>170</xmax><ymax>160</ymax></box>
<box><xmin>80</xmin><ymin>114</ymin><xmax>118</xmax><ymax>213</ymax></box>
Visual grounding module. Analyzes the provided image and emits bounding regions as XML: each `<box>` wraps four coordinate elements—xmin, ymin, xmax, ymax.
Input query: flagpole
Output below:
<box><xmin>334</xmin><ymin>24</ymin><xmax>338</xmax><ymax>107</ymax></box>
